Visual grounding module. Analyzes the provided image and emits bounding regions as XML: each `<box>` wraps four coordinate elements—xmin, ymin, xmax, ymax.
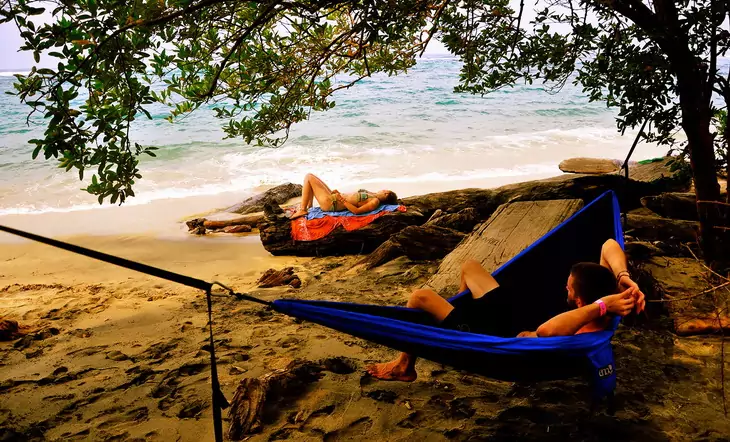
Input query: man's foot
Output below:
<box><xmin>289</xmin><ymin>209</ymin><xmax>308</xmax><ymax>220</ymax></box>
<box><xmin>365</xmin><ymin>360</ymin><xmax>417</xmax><ymax>382</ymax></box>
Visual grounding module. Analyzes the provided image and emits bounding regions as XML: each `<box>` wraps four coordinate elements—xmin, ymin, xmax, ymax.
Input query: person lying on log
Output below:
<box><xmin>366</xmin><ymin>238</ymin><xmax>645</xmax><ymax>382</ymax></box>
<box><xmin>289</xmin><ymin>173</ymin><xmax>398</xmax><ymax>220</ymax></box>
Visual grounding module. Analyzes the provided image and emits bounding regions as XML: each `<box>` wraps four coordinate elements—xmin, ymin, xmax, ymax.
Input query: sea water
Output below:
<box><xmin>0</xmin><ymin>55</ymin><xmax>669</xmax><ymax>221</ymax></box>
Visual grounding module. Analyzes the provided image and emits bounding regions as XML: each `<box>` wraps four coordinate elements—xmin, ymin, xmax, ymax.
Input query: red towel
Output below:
<box><xmin>291</xmin><ymin>205</ymin><xmax>407</xmax><ymax>241</ymax></box>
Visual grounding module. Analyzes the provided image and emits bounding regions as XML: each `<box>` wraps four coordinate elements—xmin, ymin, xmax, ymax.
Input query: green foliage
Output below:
<box><xmin>713</xmin><ymin>109</ymin><xmax>729</xmax><ymax>178</ymax></box>
<box><xmin>2</xmin><ymin>0</ymin><xmax>440</xmax><ymax>203</ymax></box>
<box><xmin>2</xmin><ymin>0</ymin><xmax>728</xmax><ymax>204</ymax></box>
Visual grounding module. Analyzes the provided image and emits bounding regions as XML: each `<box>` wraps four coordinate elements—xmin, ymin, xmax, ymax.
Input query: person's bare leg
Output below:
<box><xmin>290</xmin><ymin>174</ymin><xmax>335</xmax><ymax>219</ymax></box>
<box><xmin>366</xmin><ymin>289</ymin><xmax>453</xmax><ymax>381</ymax></box>
<box><xmin>460</xmin><ymin>259</ymin><xmax>499</xmax><ymax>300</ymax></box>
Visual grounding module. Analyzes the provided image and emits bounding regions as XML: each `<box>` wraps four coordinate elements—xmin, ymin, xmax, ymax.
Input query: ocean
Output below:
<box><xmin>0</xmin><ymin>55</ymin><xmax>668</xmax><ymax>233</ymax></box>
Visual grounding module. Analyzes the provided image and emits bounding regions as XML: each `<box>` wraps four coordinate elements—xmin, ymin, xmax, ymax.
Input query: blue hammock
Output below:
<box><xmin>272</xmin><ymin>190</ymin><xmax>624</xmax><ymax>399</ymax></box>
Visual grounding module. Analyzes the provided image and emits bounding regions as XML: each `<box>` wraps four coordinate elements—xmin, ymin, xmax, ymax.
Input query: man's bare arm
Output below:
<box><xmin>600</xmin><ymin>239</ymin><xmax>628</xmax><ymax>278</ymax></box>
<box><xmin>601</xmin><ymin>239</ymin><xmax>646</xmax><ymax>313</ymax></box>
<box><xmin>533</xmin><ymin>289</ymin><xmax>636</xmax><ymax>337</ymax></box>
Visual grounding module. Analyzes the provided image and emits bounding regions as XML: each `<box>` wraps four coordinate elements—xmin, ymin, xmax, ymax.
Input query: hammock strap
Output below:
<box><xmin>0</xmin><ymin>224</ymin><xmax>271</xmax><ymax>442</ymax></box>
<box><xmin>620</xmin><ymin>117</ymin><xmax>650</xmax><ymax>227</ymax></box>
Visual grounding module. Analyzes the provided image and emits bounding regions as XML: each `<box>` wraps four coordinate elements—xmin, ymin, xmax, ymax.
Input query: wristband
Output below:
<box><xmin>594</xmin><ymin>299</ymin><xmax>607</xmax><ymax>316</ymax></box>
<box><xmin>616</xmin><ymin>270</ymin><xmax>630</xmax><ymax>282</ymax></box>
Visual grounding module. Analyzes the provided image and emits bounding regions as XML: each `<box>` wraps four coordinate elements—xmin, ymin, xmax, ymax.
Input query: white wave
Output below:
<box><xmin>0</xmin><ymin>71</ymin><xmax>29</xmax><ymax>77</ymax></box>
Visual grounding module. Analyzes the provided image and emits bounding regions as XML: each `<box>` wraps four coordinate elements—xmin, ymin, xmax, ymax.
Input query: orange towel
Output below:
<box><xmin>291</xmin><ymin>205</ymin><xmax>407</xmax><ymax>241</ymax></box>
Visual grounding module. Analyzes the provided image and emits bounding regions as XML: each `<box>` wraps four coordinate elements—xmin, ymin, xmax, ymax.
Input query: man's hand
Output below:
<box><xmin>601</xmin><ymin>288</ymin><xmax>637</xmax><ymax>317</ymax></box>
<box><xmin>517</xmin><ymin>331</ymin><xmax>538</xmax><ymax>338</ymax></box>
<box><xmin>618</xmin><ymin>275</ymin><xmax>645</xmax><ymax>314</ymax></box>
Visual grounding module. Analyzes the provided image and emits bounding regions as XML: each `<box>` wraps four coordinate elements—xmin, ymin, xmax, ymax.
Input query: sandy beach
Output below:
<box><xmin>2</xmin><ymin>182</ymin><xmax>730</xmax><ymax>441</ymax></box>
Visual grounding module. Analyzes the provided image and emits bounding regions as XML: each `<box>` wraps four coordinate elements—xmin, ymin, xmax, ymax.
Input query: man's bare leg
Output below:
<box><xmin>366</xmin><ymin>289</ymin><xmax>453</xmax><ymax>381</ymax></box>
<box><xmin>460</xmin><ymin>260</ymin><xmax>499</xmax><ymax>300</ymax></box>
<box><xmin>290</xmin><ymin>174</ymin><xmax>334</xmax><ymax>219</ymax></box>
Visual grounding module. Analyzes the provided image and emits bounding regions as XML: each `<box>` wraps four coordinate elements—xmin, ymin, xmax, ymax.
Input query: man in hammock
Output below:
<box><xmin>366</xmin><ymin>238</ymin><xmax>645</xmax><ymax>382</ymax></box>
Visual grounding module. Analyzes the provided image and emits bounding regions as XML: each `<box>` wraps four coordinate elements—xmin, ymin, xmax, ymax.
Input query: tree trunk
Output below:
<box><xmin>676</xmin><ymin>67</ymin><xmax>727</xmax><ymax>265</ymax></box>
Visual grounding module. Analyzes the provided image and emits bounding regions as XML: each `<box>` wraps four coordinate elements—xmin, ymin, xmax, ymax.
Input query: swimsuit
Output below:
<box><xmin>329</xmin><ymin>190</ymin><xmax>369</xmax><ymax>211</ymax></box>
<box><xmin>440</xmin><ymin>286</ymin><xmax>519</xmax><ymax>337</ymax></box>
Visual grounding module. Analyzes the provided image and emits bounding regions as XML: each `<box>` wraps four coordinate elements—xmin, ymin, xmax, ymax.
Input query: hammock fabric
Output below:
<box><xmin>273</xmin><ymin>190</ymin><xmax>624</xmax><ymax>399</ymax></box>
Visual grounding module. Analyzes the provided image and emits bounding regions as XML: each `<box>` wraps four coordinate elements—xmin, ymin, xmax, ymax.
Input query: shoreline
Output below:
<box><xmin>0</xmin><ymin>169</ymin><xmax>566</xmax><ymax>242</ymax></box>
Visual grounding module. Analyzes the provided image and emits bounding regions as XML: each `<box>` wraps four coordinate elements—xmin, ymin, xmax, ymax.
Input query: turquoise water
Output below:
<box><xmin>0</xmin><ymin>56</ymin><xmax>667</xmax><ymax>216</ymax></box>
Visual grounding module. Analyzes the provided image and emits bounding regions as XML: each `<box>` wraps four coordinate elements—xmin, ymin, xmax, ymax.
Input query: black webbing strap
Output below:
<box><xmin>0</xmin><ymin>224</ymin><xmax>270</xmax><ymax>442</ymax></box>
<box><xmin>0</xmin><ymin>224</ymin><xmax>211</xmax><ymax>291</ymax></box>
<box><xmin>620</xmin><ymin>118</ymin><xmax>650</xmax><ymax>227</ymax></box>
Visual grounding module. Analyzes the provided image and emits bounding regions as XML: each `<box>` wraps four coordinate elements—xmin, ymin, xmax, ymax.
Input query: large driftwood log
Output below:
<box><xmin>558</xmin><ymin>156</ymin><xmax>689</xmax><ymax>192</ymax></box>
<box><xmin>357</xmin><ymin>207</ymin><xmax>478</xmax><ymax>269</ymax></box>
<box><xmin>426</xmin><ymin>199</ymin><xmax>584</xmax><ymax>296</ymax></box>
<box><xmin>224</xmin><ymin>183</ymin><xmax>302</xmax><ymax>215</ymax></box>
<box><xmin>260</xmin><ymin>171</ymin><xmax>689</xmax><ymax>257</ymax></box>
<box><xmin>260</xmin><ymin>209</ymin><xmax>426</xmax><ymax>256</ymax></box>
<box><xmin>625</xmin><ymin>214</ymin><xmax>699</xmax><ymax>242</ymax></box>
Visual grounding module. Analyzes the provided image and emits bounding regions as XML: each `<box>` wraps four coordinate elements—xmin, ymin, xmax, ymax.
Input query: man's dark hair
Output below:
<box><xmin>382</xmin><ymin>191</ymin><xmax>398</xmax><ymax>205</ymax></box>
<box><xmin>570</xmin><ymin>262</ymin><xmax>617</xmax><ymax>304</ymax></box>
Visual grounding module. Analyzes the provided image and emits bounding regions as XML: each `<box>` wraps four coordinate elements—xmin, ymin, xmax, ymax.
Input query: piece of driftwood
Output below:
<box><xmin>257</xmin><ymin>267</ymin><xmax>301</xmax><ymax>288</ymax></box>
<box><xmin>641</xmin><ymin>192</ymin><xmax>698</xmax><ymax>220</ymax></box>
<box><xmin>186</xmin><ymin>213</ymin><xmax>264</xmax><ymax>235</ymax></box>
<box><xmin>426</xmin><ymin>199</ymin><xmax>584</xmax><ymax>296</ymax></box>
<box><xmin>223</xmin><ymin>225</ymin><xmax>253</xmax><ymax>234</ymax></box>
<box><xmin>675</xmin><ymin>316</ymin><xmax>730</xmax><ymax>336</ymax></box>
<box><xmin>227</xmin><ymin>360</ymin><xmax>324</xmax><ymax>439</ymax></box>
<box><xmin>259</xmin><ymin>171</ymin><xmax>691</xmax><ymax>257</ymax></box>
<box><xmin>559</xmin><ymin>158</ymin><xmax>621</xmax><ymax>174</ymax></box>
<box><xmin>356</xmin><ymin>240</ymin><xmax>405</xmax><ymax>269</ymax></box>
<box><xmin>625</xmin><ymin>214</ymin><xmax>699</xmax><ymax>243</ymax></box>
<box><xmin>0</xmin><ymin>319</ymin><xmax>20</xmax><ymax>341</ymax></box>
<box><xmin>224</xmin><ymin>183</ymin><xmax>302</xmax><ymax>215</ymax></box>
<box><xmin>357</xmin><ymin>208</ymin><xmax>479</xmax><ymax>269</ymax></box>
<box><xmin>642</xmin><ymin>191</ymin><xmax>728</xmax><ymax>221</ymax></box>
<box><xmin>425</xmin><ymin>207</ymin><xmax>480</xmax><ymax>232</ymax></box>
<box><xmin>360</xmin><ymin>225</ymin><xmax>466</xmax><ymax>269</ymax></box>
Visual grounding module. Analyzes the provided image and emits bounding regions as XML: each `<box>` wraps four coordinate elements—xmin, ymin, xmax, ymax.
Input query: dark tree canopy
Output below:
<box><xmin>2</xmin><ymin>0</ymin><xmax>729</xmax><ymax>263</ymax></box>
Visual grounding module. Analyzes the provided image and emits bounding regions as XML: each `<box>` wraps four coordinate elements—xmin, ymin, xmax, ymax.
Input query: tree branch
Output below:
<box><xmin>201</xmin><ymin>0</ymin><xmax>285</xmax><ymax>99</ymax></box>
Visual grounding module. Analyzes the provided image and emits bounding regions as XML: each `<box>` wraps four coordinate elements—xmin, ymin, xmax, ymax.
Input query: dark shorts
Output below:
<box><xmin>440</xmin><ymin>286</ymin><xmax>517</xmax><ymax>337</ymax></box>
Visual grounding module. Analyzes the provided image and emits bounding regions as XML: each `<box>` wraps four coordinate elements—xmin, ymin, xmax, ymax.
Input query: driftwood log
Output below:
<box><xmin>0</xmin><ymin>319</ymin><xmax>20</xmax><ymax>341</ymax></box>
<box><xmin>257</xmin><ymin>267</ymin><xmax>301</xmax><ymax>288</ymax></box>
<box><xmin>426</xmin><ymin>199</ymin><xmax>584</xmax><ymax>296</ymax></box>
<box><xmin>224</xmin><ymin>183</ymin><xmax>302</xmax><ymax>215</ymax></box>
<box><xmin>186</xmin><ymin>213</ymin><xmax>264</xmax><ymax>234</ymax></box>
<box><xmin>675</xmin><ymin>316</ymin><xmax>730</xmax><ymax>336</ymax></box>
<box><xmin>625</xmin><ymin>214</ymin><xmax>699</xmax><ymax>243</ymax></box>
<box><xmin>357</xmin><ymin>207</ymin><xmax>479</xmax><ymax>269</ymax></box>
<box><xmin>260</xmin><ymin>171</ymin><xmax>689</xmax><ymax>257</ymax></box>
<box><xmin>559</xmin><ymin>158</ymin><xmax>621</xmax><ymax>174</ymax></box>
<box><xmin>227</xmin><ymin>360</ymin><xmax>324</xmax><ymax>439</ymax></box>
<box><xmin>227</xmin><ymin>357</ymin><xmax>356</xmax><ymax>439</ymax></box>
